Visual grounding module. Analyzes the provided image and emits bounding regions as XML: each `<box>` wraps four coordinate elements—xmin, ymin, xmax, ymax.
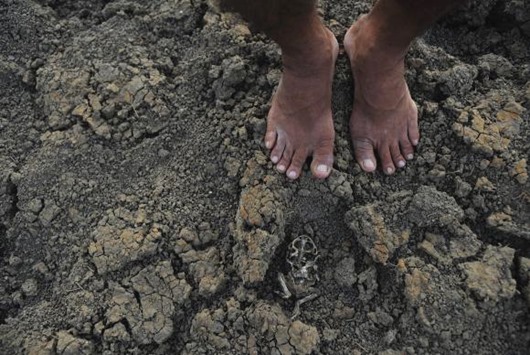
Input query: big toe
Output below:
<box><xmin>408</xmin><ymin>103</ymin><xmax>420</xmax><ymax>146</ymax></box>
<box><xmin>264</xmin><ymin>120</ymin><xmax>277</xmax><ymax>149</ymax></box>
<box><xmin>353</xmin><ymin>139</ymin><xmax>377</xmax><ymax>172</ymax></box>
<box><xmin>310</xmin><ymin>139</ymin><xmax>334</xmax><ymax>179</ymax></box>
<box><xmin>270</xmin><ymin>133</ymin><xmax>286</xmax><ymax>164</ymax></box>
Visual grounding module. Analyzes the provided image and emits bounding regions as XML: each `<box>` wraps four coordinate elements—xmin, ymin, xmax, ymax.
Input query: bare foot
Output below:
<box><xmin>265</xmin><ymin>28</ymin><xmax>339</xmax><ymax>180</ymax></box>
<box><xmin>344</xmin><ymin>16</ymin><xmax>419</xmax><ymax>175</ymax></box>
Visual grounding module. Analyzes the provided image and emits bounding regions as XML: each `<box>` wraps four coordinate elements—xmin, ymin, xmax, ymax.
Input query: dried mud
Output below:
<box><xmin>0</xmin><ymin>0</ymin><xmax>529</xmax><ymax>354</ymax></box>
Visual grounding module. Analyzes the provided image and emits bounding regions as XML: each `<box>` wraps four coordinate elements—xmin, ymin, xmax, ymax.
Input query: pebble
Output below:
<box><xmin>333</xmin><ymin>305</ymin><xmax>355</xmax><ymax>320</ymax></box>
<box><xmin>27</xmin><ymin>198</ymin><xmax>44</xmax><ymax>214</ymax></box>
<box><xmin>158</xmin><ymin>149</ymin><xmax>170</xmax><ymax>158</ymax></box>
<box><xmin>334</xmin><ymin>257</ymin><xmax>357</xmax><ymax>287</ymax></box>
<box><xmin>21</xmin><ymin>278</ymin><xmax>39</xmax><ymax>297</ymax></box>
<box><xmin>322</xmin><ymin>328</ymin><xmax>339</xmax><ymax>342</ymax></box>
<box><xmin>454</xmin><ymin>177</ymin><xmax>472</xmax><ymax>198</ymax></box>
<box><xmin>32</xmin><ymin>262</ymin><xmax>49</xmax><ymax>275</ymax></box>
<box><xmin>9</xmin><ymin>255</ymin><xmax>22</xmax><ymax>266</ymax></box>
<box><xmin>180</xmin><ymin>227</ymin><xmax>198</xmax><ymax>243</ymax></box>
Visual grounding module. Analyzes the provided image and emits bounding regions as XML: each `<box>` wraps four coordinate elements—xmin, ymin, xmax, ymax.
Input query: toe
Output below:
<box><xmin>265</xmin><ymin>130</ymin><xmax>276</xmax><ymax>150</ymax></box>
<box><xmin>353</xmin><ymin>138</ymin><xmax>377</xmax><ymax>172</ymax></box>
<box><xmin>380</xmin><ymin>146</ymin><xmax>396</xmax><ymax>175</ymax></box>
<box><xmin>400</xmin><ymin>137</ymin><xmax>415</xmax><ymax>160</ymax></box>
<box><xmin>270</xmin><ymin>134</ymin><xmax>286</xmax><ymax>164</ymax></box>
<box><xmin>265</xmin><ymin>122</ymin><xmax>277</xmax><ymax>149</ymax></box>
<box><xmin>277</xmin><ymin>144</ymin><xmax>294</xmax><ymax>173</ymax></box>
<box><xmin>390</xmin><ymin>142</ymin><xmax>406</xmax><ymax>169</ymax></box>
<box><xmin>287</xmin><ymin>148</ymin><xmax>309</xmax><ymax>180</ymax></box>
<box><xmin>310</xmin><ymin>138</ymin><xmax>334</xmax><ymax>179</ymax></box>
<box><xmin>408</xmin><ymin>103</ymin><xmax>420</xmax><ymax>146</ymax></box>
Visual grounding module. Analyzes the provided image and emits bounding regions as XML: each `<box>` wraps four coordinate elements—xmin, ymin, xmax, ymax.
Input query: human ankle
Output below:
<box><xmin>350</xmin><ymin>15</ymin><xmax>409</xmax><ymax>66</ymax></box>
<box><xmin>281</xmin><ymin>28</ymin><xmax>334</xmax><ymax>75</ymax></box>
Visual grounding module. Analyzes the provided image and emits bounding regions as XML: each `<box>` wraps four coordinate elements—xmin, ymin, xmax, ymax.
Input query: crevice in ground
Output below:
<box><xmin>34</xmin><ymin>0</ymin><xmax>111</xmax><ymax>20</ymax></box>
<box><xmin>0</xmin><ymin>177</ymin><xmax>19</xmax><ymax>259</ymax></box>
<box><xmin>0</xmin><ymin>225</ymin><xmax>6</xmax><ymax>259</ymax></box>
<box><xmin>513</xmin><ymin>255</ymin><xmax>529</xmax><ymax>296</ymax></box>
<box><xmin>478</xmin><ymin>224</ymin><xmax>530</xmax><ymax>258</ymax></box>
<box><xmin>6</xmin><ymin>179</ymin><xmax>20</xmax><ymax>222</ymax></box>
<box><xmin>485</xmin><ymin>1</ymin><xmax>518</xmax><ymax>32</ymax></box>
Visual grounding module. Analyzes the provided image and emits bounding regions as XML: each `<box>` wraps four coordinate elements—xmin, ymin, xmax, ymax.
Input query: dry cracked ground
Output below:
<box><xmin>0</xmin><ymin>0</ymin><xmax>529</xmax><ymax>354</ymax></box>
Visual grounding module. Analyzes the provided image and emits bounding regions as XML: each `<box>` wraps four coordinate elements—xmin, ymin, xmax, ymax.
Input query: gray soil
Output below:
<box><xmin>1</xmin><ymin>0</ymin><xmax>529</xmax><ymax>354</ymax></box>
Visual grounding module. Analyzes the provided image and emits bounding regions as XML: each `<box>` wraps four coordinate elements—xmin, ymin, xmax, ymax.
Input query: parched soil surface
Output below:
<box><xmin>1</xmin><ymin>0</ymin><xmax>529</xmax><ymax>354</ymax></box>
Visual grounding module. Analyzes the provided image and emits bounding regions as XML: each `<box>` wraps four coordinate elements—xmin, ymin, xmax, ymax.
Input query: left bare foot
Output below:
<box><xmin>265</xmin><ymin>26</ymin><xmax>338</xmax><ymax>180</ymax></box>
<box><xmin>344</xmin><ymin>15</ymin><xmax>419</xmax><ymax>175</ymax></box>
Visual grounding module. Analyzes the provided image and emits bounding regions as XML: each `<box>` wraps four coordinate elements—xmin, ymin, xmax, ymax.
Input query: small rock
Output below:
<box><xmin>478</xmin><ymin>53</ymin><xmax>514</xmax><ymax>78</ymax></box>
<box><xmin>334</xmin><ymin>257</ymin><xmax>357</xmax><ymax>287</ymax></box>
<box><xmin>56</xmin><ymin>331</ymin><xmax>94</xmax><ymax>355</ymax></box>
<box><xmin>454</xmin><ymin>177</ymin><xmax>472</xmax><ymax>197</ymax></box>
<box><xmin>32</xmin><ymin>261</ymin><xmax>49</xmax><ymax>275</ymax></box>
<box><xmin>21</xmin><ymin>278</ymin><xmax>39</xmax><ymax>297</ymax></box>
<box><xmin>510</xmin><ymin>159</ymin><xmax>528</xmax><ymax>184</ymax></box>
<box><xmin>357</xmin><ymin>267</ymin><xmax>379</xmax><ymax>302</ymax></box>
<box><xmin>158</xmin><ymin>148</ymin><xmax>170</xmax><ymax>158</ymax></box>
<box><xmin>213</xmin><ymin>56</ymin><xmax>247</xmax><ymax>100</ymax></box>
<box><xmin>440</xmin><ymin>64</ymin><xmax>478</xmax><ymax>97</ymax></box>
<box><xmin>8</xmin><ymin>255</ymin><xmax>22</xmax><ymax>266</ymax></box>
<box><xmin>368</xmin><ymin>308</ymin><xmax>394</xmax><ymax>327</ymax></box>
<box><xmin>288</xmin><ymin>320</ymin><xmax>320</xmax><ymax>354</ymax></box>
<box><xmin>479</xmin><ymin>159</ymin><xmax>490</xmax><ymax>170</ymax></box>
<box><xmin>408</xmin><ymin>186</ymin><xmax>464</xmax><ymax>226</ymax></box>
<box><xmin>233</xmin><ymin>23</ymin><xmax>251</xmax><ymax>37</ymax></box>
<box><xmin>103</xmin><ymin>322</ymin><xmax>131</xmax><ymax>343</ymax></box>
<box><xmin>345</xmin><ymin>204</ymin><xmax>410</xmax><ymax>264</ymax></box>
<box><xmin>39</xmin><ymin>201</ymin><xmax>61</xmax><ymax>226</ymax></box>
<box><xmin>180</xmin><ymin>227</ymin><xmax>199</xmax><ymax>243</ymax></box>
<box><xmin>328</xmin><ymin>171</ymin><xmax>353</xmax><ymax>201</ymax></box>
<box><xmin>383</xmin><ymin>329</ymin><xmax>398</xmax><ymax>345</ymax></box>
<box><xmin>333</xmin><ymin>305</ymin><xmax>355</xmax><ymax>320</ymax></box>
<box><xmin>183</xmin><ymin>247</ymin><xmax>226</xmax><ymax>296</ymax></box>
<box><xmin>101</xmin><ymin>103</ymin><xmax>116</xmax><ymax>119</ymax></box>
<box><xmin>224</xmin><ymin>157</ymin><xmax>241</xmax><ymax>177</ymax></box>
<box><xmin>174</xmin><ymin>239</ymin><xmax>192</xmax><ymax>254</ymax></box>
<box><xmin>27</xmin><ymin>198</ymin><xmax>44</xmax><ymax>213</ymax></box>
<box><xmin>490</xmin><ymin>156</ymin><xmax>505</xmax><ymax>169</ymax></box>
<box><xmin>460</xmin><ymin>245</ymin><xmax>517</xmax><ymax>302</ymax></box>
<box><xmin>266</xmin><ymin>69</ymin><xmax>281</xmax><ymax>86</ymax></box>
<box><xmin>322</xmin><ymin>328</ymin><xmax>339</xmax><ymax>342</ymax></box>
<box><xmin>475</xmin><ymin>176</ymin><xmax>495</xmax><ymax>192</ymax></box>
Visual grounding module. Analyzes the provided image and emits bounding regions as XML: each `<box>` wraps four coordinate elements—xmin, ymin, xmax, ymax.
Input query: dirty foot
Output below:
<box><xmin>265</xmin><ymin>28</ymin><xmax>338</xmax><ymax>180</ymax></box>
<box><xmin>344</xmin><ymin>16</ymin><xmax>419</xmax><ymax>175</ymax></box>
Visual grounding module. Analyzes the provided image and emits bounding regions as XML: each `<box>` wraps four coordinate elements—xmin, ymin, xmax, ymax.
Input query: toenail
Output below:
<box><xmin>288</xmin><ymin>171</ymin><xmax>297</xmax><ymax>179</ymax></box>
<box><xmin>265</xmin><ymin>141</ymin><xmax>272</xmax><ymax>149</ymax></box>
<box><xmin>397</xmin><ymin>160</ymin><xmax>405</xmax><ymax>168</ymax></box>
<box><xmin>271</xmin><ymin>156</ymin><xmax>279</xmax><ymax>163</ymax></box>
<box><xmin>407</xmin><ymin>154</ymin><xmax>414</xmax><ymax>160</ymax></box>
<box><xmin>362</xmin><ymin>159</ymin><xmax>375</xmax><ymax>171</ymax></box>
<box><xmin>412</xmin><ymin>139</ymin><xmax>419</xmax><ymax>146</ymax></box>
<box><xmin>277</xmin><ymin>164</ymin><xmax>286</xmax><ymax>172</ymax></box>
<box><xmin>386</xmin><ymin>167</ymin><xmax>394</xmax><ymax>174</ymax></box>
<box><xmin>317</xmin><ymin>164</ymin><xmax>329</xmax><ymax>173</ymax></box>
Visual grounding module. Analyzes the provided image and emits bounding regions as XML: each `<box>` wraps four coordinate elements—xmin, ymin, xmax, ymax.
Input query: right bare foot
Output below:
<box><xmin>265</xmin><ymin>27</ymin><xmax>339</xmax><ymax>180</ymax></box>
<box><xmin>344</xmin><ymin>15</ymin><xmax>419</xmax><ymax>175</ymax></box>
